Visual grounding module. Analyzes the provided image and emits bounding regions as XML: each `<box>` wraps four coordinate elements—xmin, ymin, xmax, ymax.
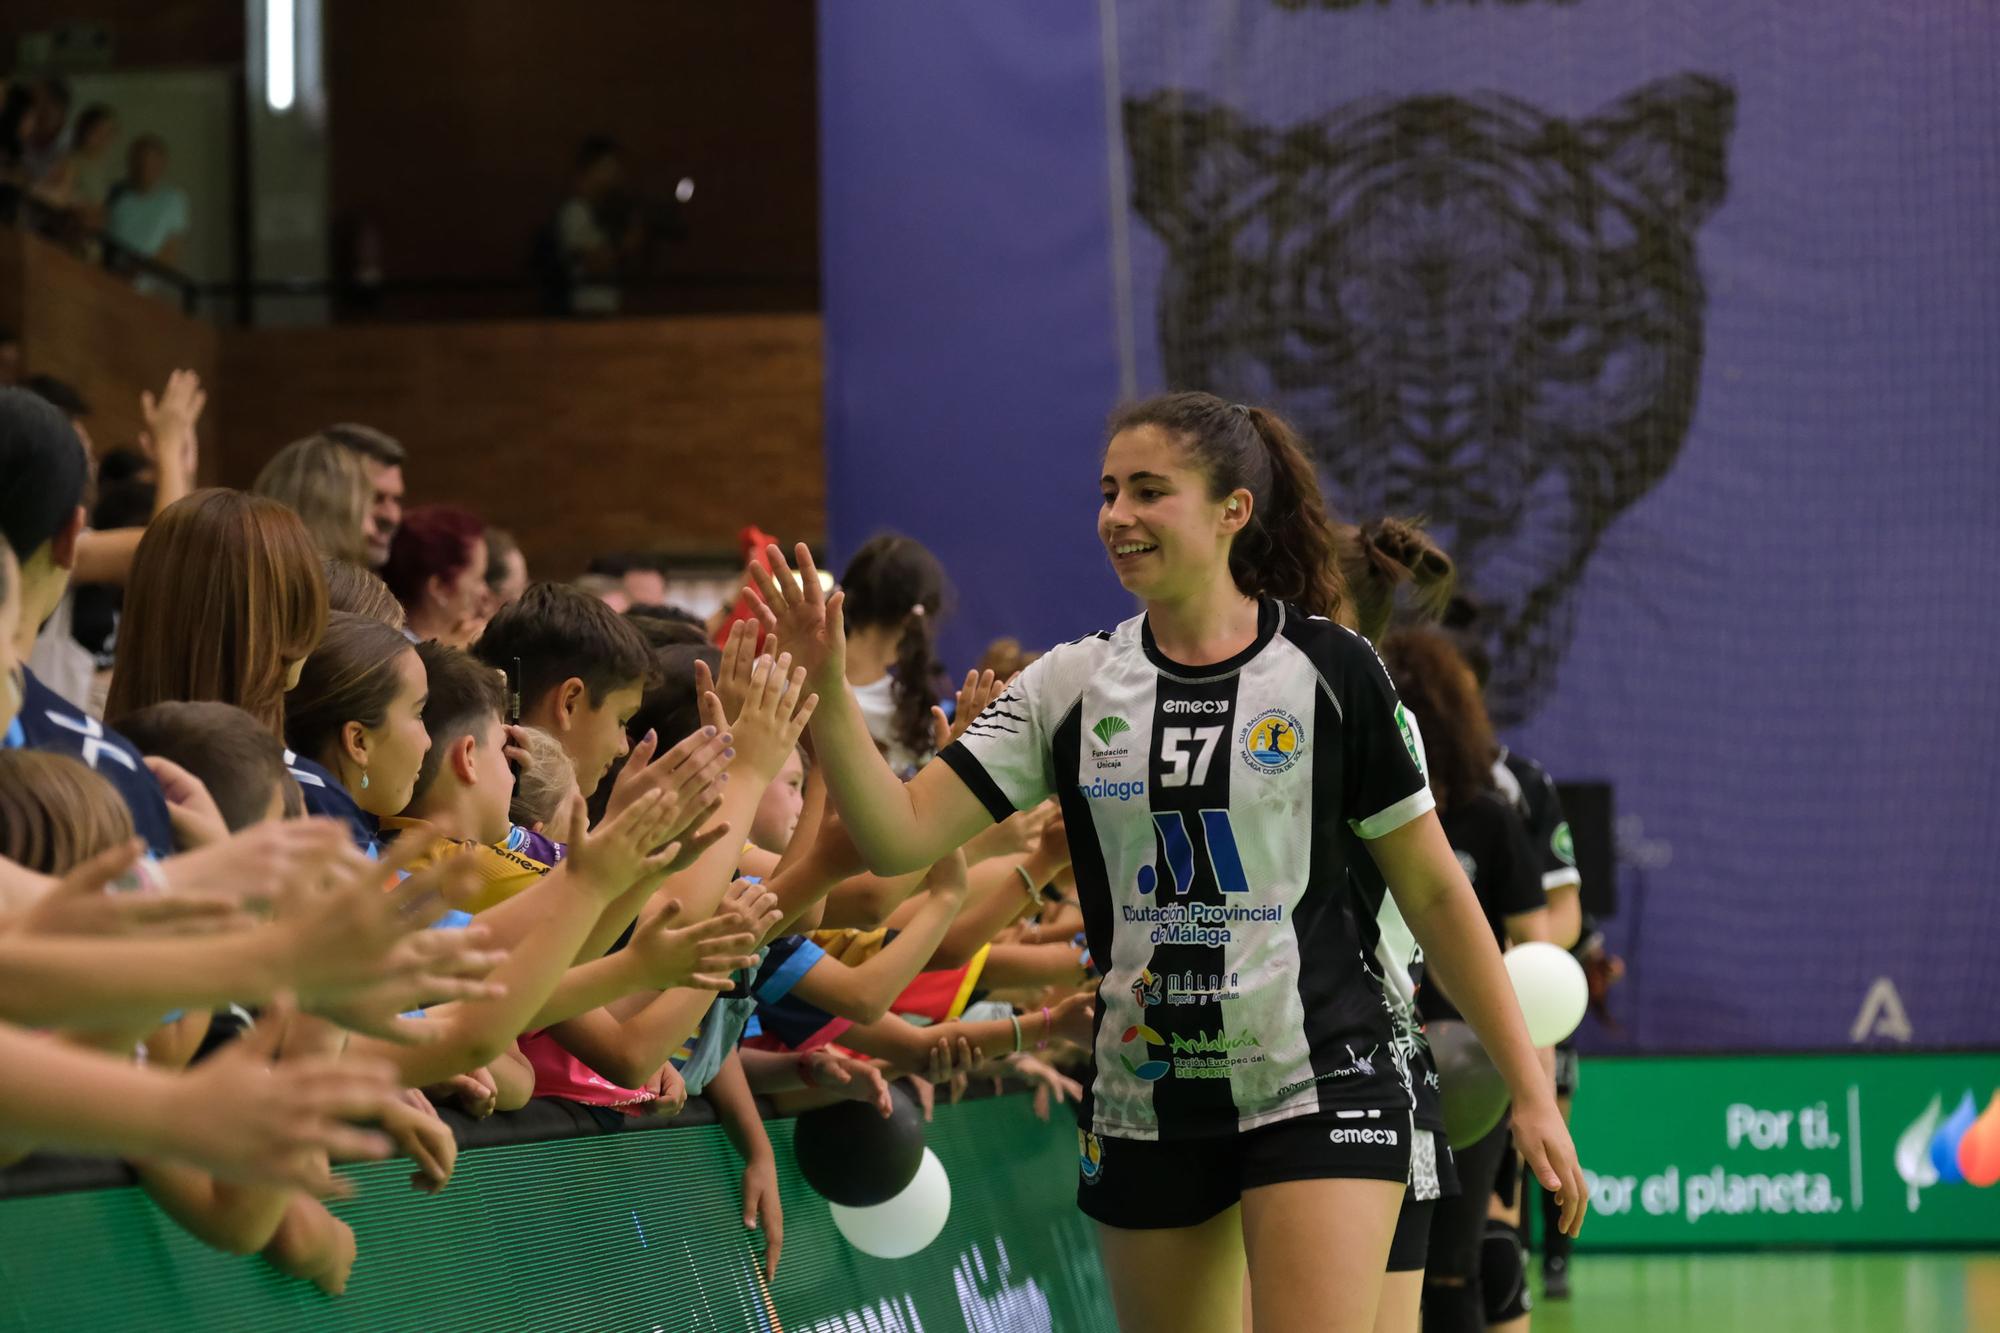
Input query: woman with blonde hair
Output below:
<box><xmin>252</xmin><ymin>435</ymin><xmax>374</xmax><ymax>568</ymax></box>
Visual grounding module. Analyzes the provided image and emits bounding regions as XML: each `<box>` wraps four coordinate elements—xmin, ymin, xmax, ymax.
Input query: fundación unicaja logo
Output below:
<box><xmin>1894</xmin><ymin>1089</ymin><xmax>2000</xmax><ymax>1211</ymax></box>
<box><xmin>1092</xmin><ymin>716</ymin><xmax>1132</xmax><ymax>749</ymax></box>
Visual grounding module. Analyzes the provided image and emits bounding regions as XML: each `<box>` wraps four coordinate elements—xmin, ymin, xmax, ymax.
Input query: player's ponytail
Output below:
<box><xmin>1338</xmin><ymin>517</ymin><xmax>1457</xmax><ymax>644</ymax></box>
<box><xmin>1109</xmin><ymin>392</ymin><xmax>1347</xmax><ymax>621</ymax></box>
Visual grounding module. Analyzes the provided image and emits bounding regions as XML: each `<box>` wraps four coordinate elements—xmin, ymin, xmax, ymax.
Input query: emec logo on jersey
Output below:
<box><xmin>1239</xmin><ymin>708</ymin><xmax>1304</xmax><ymax>775</ymax></box>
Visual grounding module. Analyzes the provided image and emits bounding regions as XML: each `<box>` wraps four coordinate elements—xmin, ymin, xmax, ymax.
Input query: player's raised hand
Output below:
<box><xmin>745</xmin><ymin>542</ymin><xmax>845</xmax><ymax>691</ymax></box>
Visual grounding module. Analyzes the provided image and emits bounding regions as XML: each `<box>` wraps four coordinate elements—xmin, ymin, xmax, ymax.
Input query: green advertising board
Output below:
<box><xmin>1570</xmin><ymin>1052</ymin><xmax>2000</xmax><ymax>1249</ymax></box>
<box><xmin>0</xmin><ymin>1093</ymin><xmax>1116</xmax><ymax>1332</ymax></box>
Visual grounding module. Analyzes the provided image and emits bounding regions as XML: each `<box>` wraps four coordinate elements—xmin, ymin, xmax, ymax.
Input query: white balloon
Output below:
<box><xmin>1504</xmin><ymin>942</ymin><xmax>1588</xmax><ymax>1046</ymax></box>
<box><xmin>829</xmin><ymin>1147</ymin><xmax>952</xmax><ymax>1259</ymax></box>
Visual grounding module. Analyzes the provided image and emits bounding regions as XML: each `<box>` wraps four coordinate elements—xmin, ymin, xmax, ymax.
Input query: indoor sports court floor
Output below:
<box><xmin>1532</xmin><ymin>1252</ymin><xmax>2000</xmax><ymax>1332</ymax></box>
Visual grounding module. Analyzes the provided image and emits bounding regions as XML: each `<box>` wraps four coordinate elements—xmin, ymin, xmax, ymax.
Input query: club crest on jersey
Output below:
<box><xmin>1239</xmin><ymin>709</ymin><xmax>1305</xmax><ymax>775</ymax></box>
<box><xmin>1078</xmin><ymin>1129</ymin><xmax>1104</xmax><ymax>1182</ymax></box>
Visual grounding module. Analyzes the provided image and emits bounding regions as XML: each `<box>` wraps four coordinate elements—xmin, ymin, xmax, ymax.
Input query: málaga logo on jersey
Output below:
<box><xmin>1239</xmin><ymin>708</ymin><xmax>1305</xmax><ymax>775</ymax></box>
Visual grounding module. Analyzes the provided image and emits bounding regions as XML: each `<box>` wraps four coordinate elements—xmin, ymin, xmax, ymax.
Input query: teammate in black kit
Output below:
<box><xmin>1379</xmin><ymin>629</ymin><xmax>1556</xmax><ymax>1333</ymax></box>
<box><xmin>748</xmin><ymin>392</ymin><xmax>1583</xmax><ymax>1333</ymax></box>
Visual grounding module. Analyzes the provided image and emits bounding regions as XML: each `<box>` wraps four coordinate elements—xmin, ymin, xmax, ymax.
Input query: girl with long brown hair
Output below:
<box><xmin>104</xmin><ymin>489</ymin><xmax>327</xmax><ymax>738</ymax></box>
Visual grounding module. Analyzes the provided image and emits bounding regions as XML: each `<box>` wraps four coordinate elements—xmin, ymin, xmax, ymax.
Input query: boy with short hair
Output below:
<box><xmin>473</xmin><ymin>582</ymin><xmax>654</xmax><ymax>799</ymax></box>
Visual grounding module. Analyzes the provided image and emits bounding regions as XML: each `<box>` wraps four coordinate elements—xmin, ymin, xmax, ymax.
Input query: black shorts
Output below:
<box><xmin>1076</xmin><ymin>1108</ymin><xmax>1413</xmax><ymax>1231</ymax></box>
<box><xmin>1387</xmin><ymin>1128</ymin><xmax>1460</xmax><ymax>1272</ymax></box>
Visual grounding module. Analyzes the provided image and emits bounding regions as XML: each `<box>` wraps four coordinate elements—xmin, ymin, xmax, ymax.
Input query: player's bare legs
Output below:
<box><xmin>1239</xmin><ymin>1177</ymin><xmax>1403</xmax><ymax>1333</ymax></box>
<box><xmin>1098</xmin><ymin>1204</ymin><xmax>1247</xmax><ymax>1333</ymax></box>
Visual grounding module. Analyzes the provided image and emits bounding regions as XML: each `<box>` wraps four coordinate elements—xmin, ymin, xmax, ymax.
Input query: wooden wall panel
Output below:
<box><xmin>325</xmin><ymin>1</ymin><xmax>818</xmax><ymax>313</ymax></box>
<box><xmin>0</xmin><ymin>0</ymin><xmax>242</xmax><ymax>69</ymax></box>
<box><xmin>2</xmin><ymin>227</ymin><xmax>221</xmax><ymax>474</ymax></box>
<box><xmin>219</xmin><ymin>316</ymin><xmax>824</xmax><ymax>578</ymax></box>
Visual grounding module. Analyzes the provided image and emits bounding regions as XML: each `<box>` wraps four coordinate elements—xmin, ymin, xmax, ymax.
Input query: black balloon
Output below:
<box><xmin>792</xmin><ymin>1084</ymin><xmax>925</xmax><ymax>1206</ymax></box>
<box><xmin>1429</xmin><ymin>1020</ymin><xmax>1512</xmax><ymax>1149</ymax></box>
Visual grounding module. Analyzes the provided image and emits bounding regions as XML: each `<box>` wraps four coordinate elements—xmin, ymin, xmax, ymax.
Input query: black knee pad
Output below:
<box><xmin>1481</xmin><ymin>1219</ymin><xmax>1532</xmax><ymax>1322</ymax></box>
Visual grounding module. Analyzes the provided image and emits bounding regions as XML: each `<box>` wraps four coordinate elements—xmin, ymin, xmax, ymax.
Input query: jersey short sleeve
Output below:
<box><xmin>1469</xmin><ymin>796</ymin><xmax>1547</xmax><ymax>923</ymax></box>
<box><xmin>940</xmin><ymin>644</ymin><xmax>1086</xmax><ymax>821</ymax></box>
<box><xmin>1518</xmin><ymin>761</ymin><xmax>1582</xmax><ymax>893</ymax></box>
<box><xmin>1328</xmin><ymin>629</ymin><xmax>1435</xmax><ymax>839</ymax></box>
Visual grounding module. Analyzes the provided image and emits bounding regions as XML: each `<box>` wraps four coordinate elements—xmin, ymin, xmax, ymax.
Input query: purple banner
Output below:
<box><xmin>819</xmin><ymin>1</ymin><xmax>2000</xmax><ymax>1050</ymax></box>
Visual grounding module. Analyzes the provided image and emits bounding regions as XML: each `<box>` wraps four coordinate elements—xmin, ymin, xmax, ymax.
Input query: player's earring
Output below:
<box><xmin>361</xmin><ymin>770</ymin><xmax>370</xmax><ymax>790</ymax></box>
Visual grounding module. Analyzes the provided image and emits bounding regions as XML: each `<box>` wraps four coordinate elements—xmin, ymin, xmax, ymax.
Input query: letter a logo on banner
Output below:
<box><xmin>1851</xmin><ymin>976</ymin><xmax>1913</xmax><ymax>1044</ymax></box>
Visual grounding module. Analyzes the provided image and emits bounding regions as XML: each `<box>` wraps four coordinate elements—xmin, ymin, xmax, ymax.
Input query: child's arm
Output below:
<box><xmin>544</xmin><ymin>988</ymin><xmax>720</xmax><ymax>1091</ymax></box>
<box><xmin>351</xmin><ymin>791</ymin><xmax>692</xmax><ymax>1087</ymax></box>
<box><xmin>704</xmin><ymin>1050</ymin><xmax>784</xmax><ymax>1281</ymax></box>
<box><xmin>783</xmin><ymin>855</ymin><xmax>969</xmax><ymax>1025</ymax></box>
<box><xmin>523</xmin><ymin>906</ymin><xmax>758</xmax><ymax>1029</ymax></box>
<box><xmin>490</xmin><ymin>1045</ymin><xmax>535</xmax><ymax>1113</ymax></box>
<box><xmin>834</xmin><ymin>991</ymin><xmax>1094</xmax><ymax>1075</ymax></box>
<box><xmin>260</xmin><ymin>1196</ymin><xmax>358</xmax><ymax>1297</ymax></box>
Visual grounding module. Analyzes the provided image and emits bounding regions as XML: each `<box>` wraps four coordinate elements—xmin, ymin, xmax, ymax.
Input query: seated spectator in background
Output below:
<box><xmin>104</xmin><ymin>489</ymin><xmax>328</xmax><ymax>740</ymax></box>
<box><xmin>0</xmin><ymin>749</ymin><xmax>136</xmax><ymax>877</ymax></box>
<box><xmin>975</xmin><ymin>636</ymin><xmax>1039</xmax><ymax>681</ymax></box>
<box><xmin>105</xmin><ymin>135</ymin><xmax>189</xmax><ymax>295</ymax></box>
<box><xmin>0</xmin><ymin>325</ymin><xmax>20</xmax><ymax>387</ymax></box>
<box><xmin>2</xmin><ymin>77</ymin><xmax>70</xmax><ymax>188</ymax></box>
<box><xmin>322</xmin><ymin>557</ymin><xmax>405</xmax><ymax>628</ymax></box>
<box><xmin>0</xmin><ymin>388</ymin><xmax>175</xmax><ymax>855</ymax></box>
<box><xmin>553</xmin><ymin>136</ymin><xmax>639</xmax><ymax>316</ymax></box>
<box><xmin>572</xmin><ymin>572</ymin><xmax>629</xmax><ymax>614</ymax></box>
<box><xmin>37</xmin><ymin>103</ymin><xmax>118</xmax><ymax>223</ymax></box>
<box><xmin>382</xmin><ymin>505</ymin><xmax>488</xmax><ymax>647</ymax></box>
<box><xmin>482</xmin><ymin>527</ymin><xmax>528</xmax><ymax>614</ymax></box>
<box><xmin>318</xmin><ymin>424</ymin><xmax>405</xmax><ymax>569</ymax></box>
<box><xmin>252</xmin><ymin>434</ymin><xmax>376</xmax><ymax>566</ymax></box>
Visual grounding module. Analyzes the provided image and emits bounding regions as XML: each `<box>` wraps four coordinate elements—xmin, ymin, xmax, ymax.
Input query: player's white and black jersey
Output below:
<box><xmin>1492</xmin><ymin>748</ymin><xmax>1580</xmax><ymax>898</ymax></box>
<box><xmin>942</xmin><ymin>599</ymin><xmax>1434</xmax><ymax>1141</ymax></box>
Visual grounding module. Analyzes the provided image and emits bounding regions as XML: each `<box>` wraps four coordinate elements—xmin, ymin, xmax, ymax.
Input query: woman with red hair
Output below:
<box><xmin>382</xmin><ymin>505</ymin><xmax>487</xmax><ymax>646</ymax></box>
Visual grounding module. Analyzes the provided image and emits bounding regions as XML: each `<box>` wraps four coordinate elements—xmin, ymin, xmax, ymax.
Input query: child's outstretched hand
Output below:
<box><xmin>697</xmin><ymin>653</ymin><xmax>817</xmax><ymax>784</ymax></box>
<box><xmin>721</xmin><ymin>877</ymin><xmax>784</xmax><ymax>941</ymax></box>
<box><xmin>166</xmin><ymin>997</ymin><xmax>399</xmax><ymax>1197</ymax></box>
<box><xmin>630</xmin><ymin>898</ymin><xmax>760</xmax><ymax>991</ymax></box>
<box><xmin>564</xmin><ymin>789</ymin><xmax>693</xmax><ymax>900</ymax></box>
<box><xmin>745</xmin><ymin>542</ymin><xmax>845</xmax><ymax>692</ymax></box>
<box><xmin>930</xmin><ymin>668</ymin><xmax>1009</xmax><ymax>752</ymax></box>
<box><xmin>603</xmin><ymin>723</ymin><xmax>734</xmax><ymax>829</ymax></box>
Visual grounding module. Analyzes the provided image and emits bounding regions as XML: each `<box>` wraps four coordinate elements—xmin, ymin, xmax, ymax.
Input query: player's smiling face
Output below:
<box><xmin>1100</xmin><ymin>425</ymin><xmax>1246</xmax><ymax>601</ymax></box>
